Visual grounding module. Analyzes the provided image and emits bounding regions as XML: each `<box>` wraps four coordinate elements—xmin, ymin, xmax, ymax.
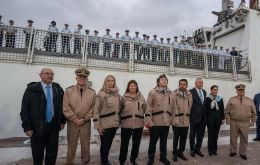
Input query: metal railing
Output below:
<box><xmin>0</xmin><ymin>25</ymin><xmax>251</xmax><ymax>81</ymax></box>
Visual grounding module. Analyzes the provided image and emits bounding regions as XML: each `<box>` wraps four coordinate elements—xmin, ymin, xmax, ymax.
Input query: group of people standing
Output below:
<box><xmin>20</xmin><ymin>67</ymin><xmax>257</xmax><ymax>165</ymax></box>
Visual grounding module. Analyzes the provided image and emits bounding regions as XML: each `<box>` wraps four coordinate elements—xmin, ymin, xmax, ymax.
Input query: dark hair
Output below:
<box><xmin>179</xmin><ymin>79</ymin><xmax>188</xmax><ymax>85</ymax></box>
<box><xmin>157</xmin><ymin>74</ymin><xmax>168</xmax><ymax>87</ymax></box>
<box><xmin>125</xmin><ymin>80</ymin><xmax>139</xmax><ymax>93</ymax></box>
<box><xmin>210</xmin><ymin>85</ymin><xmax>218</xmax><ymax>90</ymax></box>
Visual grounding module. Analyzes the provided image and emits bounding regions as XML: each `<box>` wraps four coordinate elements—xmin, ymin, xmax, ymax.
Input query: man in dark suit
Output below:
<box><xmin>20</xmin><ymin>67</ymin><xmax>66</xmax><ymax>165</ymax></box>
<box><xmin>253</xmin><ymin>93</ymin><xmax>260</xmax><ymax>141</ymax></box>
<box><xmin>189</xmin><ymin>78</ymin><xmax>207</xmax><ymax>157</ymax></box>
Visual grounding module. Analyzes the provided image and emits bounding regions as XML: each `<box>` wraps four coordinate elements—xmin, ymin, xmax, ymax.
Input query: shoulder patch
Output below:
<box><xmin>66</xmin><ymin>85</ymin><xmax>74</xmax><ymax>89</ymax></box>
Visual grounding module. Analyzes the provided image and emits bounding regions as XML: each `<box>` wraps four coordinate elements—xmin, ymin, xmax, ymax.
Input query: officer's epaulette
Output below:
<box><xmin>66</xmin><ymin>85</ymin><xmax>74</xmax><ymax>89</ymax></box>
<box><xmin>244</xmin><ymin>96</ymin><xmax>252</xmax><ymax>100</ymax></box>
<box><xmin>88</xmin><ymin>87</ymin><xmax>95</xmax><ymax>91</ymax></box>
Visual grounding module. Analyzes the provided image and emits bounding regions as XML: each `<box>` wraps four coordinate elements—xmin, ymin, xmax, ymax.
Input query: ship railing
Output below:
<box><xmin>0</xmin><ymin>25</ymin><xmax>251</xmax><ymax>81</ymax></box>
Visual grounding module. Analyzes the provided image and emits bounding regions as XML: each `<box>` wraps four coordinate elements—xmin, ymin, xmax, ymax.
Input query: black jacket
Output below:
<box><xmin>189</xmin><ymin>88</ymin><xmax>207</xmax><ymax>123</ymax></box>
<box><xmin>205</xmin><ymin>97</ymin><xmax>224</xmax><ymax>126</ymax></box>
<box><xmin>20</xmin><ymin>82</ymin><xmax>66</xmax><ymax>137</ymax></box>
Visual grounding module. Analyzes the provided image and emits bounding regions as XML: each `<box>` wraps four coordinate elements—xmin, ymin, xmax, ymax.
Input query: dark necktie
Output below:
<box><xmin>80</xmin><ymin>88</ymin><xmax>83</xmax><ymax>98</ymax></box>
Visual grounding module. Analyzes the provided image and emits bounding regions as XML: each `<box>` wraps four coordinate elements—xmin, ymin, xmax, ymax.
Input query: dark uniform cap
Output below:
<box><xmin>94</xmin><ymin>30</ymin><xmax>98</xmax><ymax>33</ymax></box>
<box><xmin>28</xmin><ymin>19</ymin><xmax>33</xmax><ymax>23</ymax></box>
<box><xmin>135</xmin><ymin>31</ymin><xmax>139</xmax><ymax>34</ymax></box>
<box><xmin>106</xmin><ymin>28</ymin><xmax>110</xmax><ymax>31</ymax></box>
<box><xmin>51</xmin><ymin>21</ymin><xmax>56</xmax><ymax>25</ymax></box>
<box><xmin>85</xmin><ymin>29</ymin><xmax>89</xmax><ymax>32</ymax></box>
<box><xmin>65</xmin><ymin>23</ymin><xmax>69</xmax><ymax>26</ymax></box>
<box><xmin>75</xmin><ymin>67</ymin><xmax>90</xmax><ymax>77</ymax></box>
<box><xmin>0</xmin><ymin>15</ymin><xmax>2</xmax><ymax>18</ymax></box>
<box><xmin>174</xmin><ymin>36</ymin><xmax>178</xmax><ymax>38</ymax></box>
<box><xmin>160</xmin><ymin>38</ymin><xmax>164</xmax><ymax>40</ymax></box>
<box><xmin>235</xmin><ymin>84</ymin><xmax>246</xmax><ymax>90</ymax></box>
<box><xmin>143</xmin><ymin>34</ymin><xmax>146</xmax><ymax>36</ymax></box>
<box><xmin>125</xmin><ymin>29</ymin><xmax>129</xmax><ymax>32</ymax></box>
<box><xmin>167</xmin><ymin>38</ymin><xmax>170</xmax><ymax>40</ymax></box>
<box><xmin>153</xmin><ymin>35</ymin><xmax>157</xmax><ymax>37</ymax></box>
<box><xmin>9</xmin><ymin>20</ymin><xmax>14</xmax><ymax>23</ymax></box>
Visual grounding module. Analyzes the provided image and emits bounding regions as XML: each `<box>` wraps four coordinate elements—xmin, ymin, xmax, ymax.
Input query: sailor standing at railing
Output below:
<box><xmin>102</xmin><ymin>29</ymin><xmax>112</xmax><ymax>57</ymax></box>
<box><xmin>5</xmin><ymin>20</ymin><xmax>17</xmax><ymax>48</ymax></box>
<box><xmin>171</xmin><ymin>36</ymin><xmax>180</xmax><ymax>64</ymax></box>
<box><xmin>140</xmin><ymin>34</ymin><xmax>148</xmax><ymax>60</ymax></box>
<box><xmin>92</xmin><ymin>30</ymin><xmax>100</xmax><ymax>55</ymax></box>
<box><xmin>165</xmin><ymin>38</ymin><xmax>171</xmax><ymax>63</ymax></box>
<box><xmin>218</xmin><ymin>46</ymin><xmax>226</xmax><ymax>70</ymax></box>
<box><xmin>121</xmin><ymin>29</ymin><xmax>132</xmax><ymax>59</ymax></box>
<box><xmin>85</xmin><ymin>29</ymin><xmax>91</xmax><ymax>54</ymax></box>
<box><xmin>133</xmin><ymin>31</ymin><xmax>141</xmax><ymax>60</ymax></box>
<box><xmin>44</xmin><ymin>21</ymin><xmax>59</xmax><ymax>52</ymax></box>
<box><xmin>0</xmin><ymin>15</ymin><xmax>4</xmax><ymax>47</ymax></box>
<box><xmin>113</xmin><ymin>32</ymin><xmax>120</xmax><ymax>58</ymax></box>
<box><xmin>73</xmin><ymin>24</ymin><xmax>83</xmax><ymax>54</ymax></box>
<box><xmin>230</xmin><ymin>47</ymin><xmax>242</xmax><ymax>70</ymax></box>
<box><xmin>23</xmin><ymin>20</ymin><xmax>34</xmax><ymax>49</ymax></box>
<box><xmin>158</xmin><ymin>37</ymin><xmax>165</xmax><ymax>62</ymax></box>
<box><xmin>206</xmin><ymin>45</ymin><xmax>214</xmax><ymax>68</ymax></box>
<box><xmin>151</xmin><ymin>35</ymin><xmax>159</xmax><ymax>62</ymax></box>
<box><xmin>61</xmin><ymin>24</ymin><xmax>71</xmax><ymax>54</ymax></box>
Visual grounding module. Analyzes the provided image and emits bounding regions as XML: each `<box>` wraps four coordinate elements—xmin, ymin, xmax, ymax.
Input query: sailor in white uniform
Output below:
<box><xmin>103</xmin><ymin>28</ymin><xmax>113</xmax><ymax>57</ymax></box>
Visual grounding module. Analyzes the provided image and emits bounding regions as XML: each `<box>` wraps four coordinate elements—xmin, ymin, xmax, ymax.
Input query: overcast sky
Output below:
<box><xmin>0</xmin><ymin>0</ymin><xmax>244</xmax><ymax>38</ymax></box>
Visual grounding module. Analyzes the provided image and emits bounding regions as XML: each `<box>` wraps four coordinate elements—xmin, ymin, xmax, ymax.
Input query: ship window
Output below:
<box><xmin>206</xmin><ymin>31</ymin><xmax>212</xmax><ymax>42</ymax></box>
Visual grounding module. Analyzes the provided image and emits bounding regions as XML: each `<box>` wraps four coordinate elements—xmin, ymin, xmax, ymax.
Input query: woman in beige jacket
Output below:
<box><xmin>119</xmin><ymin>80</ymin><xmax>146</xmax><ymax>165</ymax></box>
<box><xmin>93</xmin><ymin>75</ymin><xmax>121</xmax><ymax>165</ymax></box>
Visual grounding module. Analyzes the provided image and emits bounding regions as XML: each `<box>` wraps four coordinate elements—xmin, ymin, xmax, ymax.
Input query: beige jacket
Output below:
<box><xmin>63</xmin><ymin>84</ymin><xmax>96</xmax><ymax>122</ymax></box>
<box><xmin>93</xmin><ymin>91</ymin><xmax>121</xmax><ymax>129</ymax></box>
<box><xmin>172</xmin><ymin>89</ymin><xmax>193</xmax><ymax>127</ymax></box>
<box><xmin>120</xmin><ymin>92</ymin><xmax>146</xmax><ymax>129</ymax></box>
<box><xmin>225</xmin><ymin>96</ymin><xmax>256</xmax><ymax>123</ymax></box>
<box><xmin>145</xmin><ymin>87</ymin><xmax>173</xmax><ymax>126</ymax></box>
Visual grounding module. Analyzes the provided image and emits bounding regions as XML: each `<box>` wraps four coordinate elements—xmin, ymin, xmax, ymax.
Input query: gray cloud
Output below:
<box><xmin>0</xmin><ymin>0</ymin><xmax>243</xmax><ymax>38</ymax></box>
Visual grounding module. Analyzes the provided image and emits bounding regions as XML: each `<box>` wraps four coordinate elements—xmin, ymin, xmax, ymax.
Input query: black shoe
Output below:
<box><xmin>102</xmin><ymin>162</ymin><xmax>112</xmax><ymax>165</ymax></box>
<box><xmin>159</xmin><ymin>157</ymin><xmax>170</xmax><ymax>165</ymax></box>
<box><xmin>130</xmin><ymin>160</ymin><xmax>138</xmax><ymax>165</ymax></box>
<box><xmin>178</xmin><ymin>153</ymin><xmax>188</xmax><ymax>161</ymax></box>
<box><xmin>147</xmin><ymin>159</ymin><xmax>154</xmax><ymax>165</ymax></box>
<box><xmin>195</xmin><ymin>150</ymin><xmax>204</xmax><ymax>157</ymax></box>
<box><xmin>253</xmin><ymin>137</ymin><xmax>260</xmax><ymax>141</ymax></box>
<box><xmin>209</xmin><ymin>152</ymin><xmax>213</xmax><ymax>156</ymax></box>
<box><xmin>240</xmin><ymin>154</ymin><xmax>247</xmax><ymax>160</ymax></box>
<box><xmin>229</xmin><ymin>152</ymin><xmax>237</xmax><ymax>157</ymax></box>
<box><xmin>213</xmin><ymin>152</ymin><xmax>218</xmax><ymax>155</ymax></box>
<box><xmin>119</xmin><ymin>161</ymin><xmax>125</xmax><ymax>165</ymax></box>
<box><xmin>172</xmin><ymin>154</ymin><xmax>177</xmax><ymax>162</ymax></box>
<box><xmin>190</xmin><ymin>151</ymin><xmax>195</xmax><ymax>157</ymax></box>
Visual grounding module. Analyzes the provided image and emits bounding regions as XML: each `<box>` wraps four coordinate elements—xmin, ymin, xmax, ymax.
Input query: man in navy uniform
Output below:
<box><xmin>103</xmin><ymin>28</ymin><xmax>113</xmax><ymax>57</ymax></box>
<box><xmin>151</xmin><ymin>35</ymin><xmax>159</xmax><ymax>62</ymax></box>
<box><xmin>74</xmin><ymin>24</ymin><xmax>83</xmax><ymax>54</ymax></box>
<box><xmin>133</xmin><ymin>31</ymin><xmax>141</xmax><ymax>60</ymax></box>
<box><xmin>23</xmin><ymin>19</ymin><xmax>34</xmax><ymax>49</ymax></box>
<box><xmin>20</xmin><ymin>67</ymin><xmax>66</xmax><ymax>165</ymax></box>
<box><xmin>61</xmin><ymin>24</ymin><xmax>72</xmax><ymax>53</ymax></box>
<box><xmin>121</xmin><ymin>29</ymin><xmax>132</xmax><ymax>58</ymax></box>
